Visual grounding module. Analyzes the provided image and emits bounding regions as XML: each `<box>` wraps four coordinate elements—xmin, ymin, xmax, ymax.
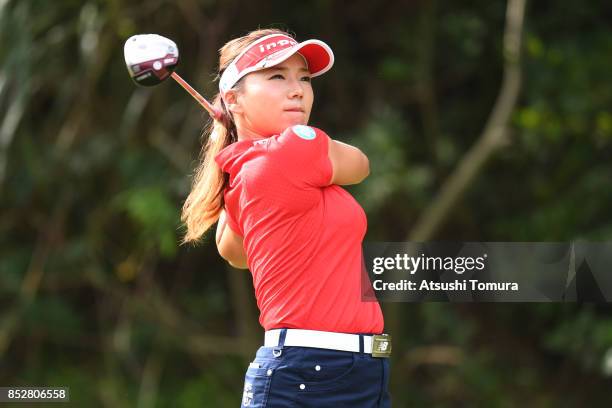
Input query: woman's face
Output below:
<box><xmin>229</xmin><ymin>53</ymin><xmax>314</xmax><ymax>138</ymax></box>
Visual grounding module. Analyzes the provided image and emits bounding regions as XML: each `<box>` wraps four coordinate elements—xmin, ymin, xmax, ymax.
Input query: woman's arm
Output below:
<box><xmin>328</xmin><ymin>139</ymin><xmax>370</xmax><ymax>185</ymax></box>
<box><xmin>216</xmin><ymin>209</ymin><xmax>248</xmax><ymax>269</ymax></box>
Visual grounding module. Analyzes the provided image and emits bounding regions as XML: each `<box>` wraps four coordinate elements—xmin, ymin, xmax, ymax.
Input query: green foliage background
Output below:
<box><xmin>1</xmin><ymin>0</ymin><xmax>612</xmax><ymax>406</ymax></box>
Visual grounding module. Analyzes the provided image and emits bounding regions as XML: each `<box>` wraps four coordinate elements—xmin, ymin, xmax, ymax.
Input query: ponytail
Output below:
<box><xmin>180</xmin><ymin>95</ymin><xmax>236</xmax><ymax>244</ymax></box>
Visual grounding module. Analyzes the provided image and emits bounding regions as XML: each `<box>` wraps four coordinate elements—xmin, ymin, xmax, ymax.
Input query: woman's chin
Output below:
<box><xmin>284</xmin><ymin>117</ymin><xmax>308</xmax><ymax>128</ymax></box>
<box><xmin>267</xmin><ymin>118</ymin><xmax>309</xmax><ymax>135</ymax></box>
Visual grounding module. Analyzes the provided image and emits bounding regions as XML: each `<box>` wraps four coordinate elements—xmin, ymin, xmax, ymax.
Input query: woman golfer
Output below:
<box><xmin>181</xmin><ymin>28</ymin><xmax>391</xmax><ymax>407</ymax></box>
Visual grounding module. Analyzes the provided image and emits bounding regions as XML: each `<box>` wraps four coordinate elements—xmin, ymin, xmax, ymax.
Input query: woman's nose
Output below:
<box><xmin>288</xmin><ymin>79</ymin><xmax>304</xmax><ymax>98</ymax></box>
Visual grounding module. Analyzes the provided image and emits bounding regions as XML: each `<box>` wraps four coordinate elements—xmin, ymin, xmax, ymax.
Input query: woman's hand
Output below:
<box><xmin>216</xmin><ymin>209</ymin><xmax>248</xmax><ymax>269</ymax></box>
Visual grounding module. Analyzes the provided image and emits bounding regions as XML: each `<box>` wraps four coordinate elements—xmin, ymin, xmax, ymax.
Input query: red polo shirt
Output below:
<box><xmin>215</xmin><ymin>125</ymin><xmax>384</xmax><ymax>334</ymax></box>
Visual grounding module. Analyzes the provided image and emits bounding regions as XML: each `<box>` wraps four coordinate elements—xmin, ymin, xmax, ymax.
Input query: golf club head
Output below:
<box><xmin>124</xmin><ymin>34</ymin><xmax>179</xmax><ymax>86</ymax></box>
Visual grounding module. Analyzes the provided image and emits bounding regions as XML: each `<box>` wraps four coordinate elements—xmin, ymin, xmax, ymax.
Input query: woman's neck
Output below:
<box><xmin>233</xmin><ymin>114</ymin><xmax>268</xmax><ymax>141</ymax></box>
<box><xmin>236</xmin><ymin>125</ymin><xmax>267</xmax><ymax>142</ymax></box>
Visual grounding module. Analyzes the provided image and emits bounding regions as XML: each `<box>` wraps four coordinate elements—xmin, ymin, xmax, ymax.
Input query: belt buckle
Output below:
<box><xmin>371</xmin><ymin>334</ymin><xmax>392</xmax><ymax>358</ymax></box>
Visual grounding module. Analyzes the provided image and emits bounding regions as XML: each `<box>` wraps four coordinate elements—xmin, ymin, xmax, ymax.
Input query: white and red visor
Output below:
<box><xmin>219</xmin><ymin>33</ymin><xmax>334</xmax><ymax>95</ymax></box>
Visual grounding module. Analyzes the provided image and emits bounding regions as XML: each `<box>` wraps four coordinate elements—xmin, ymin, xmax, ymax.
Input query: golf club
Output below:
<box><xmin>124</xmin><ymin>34</ymin><xmax>222</xmax><ymax>121</ymax></box>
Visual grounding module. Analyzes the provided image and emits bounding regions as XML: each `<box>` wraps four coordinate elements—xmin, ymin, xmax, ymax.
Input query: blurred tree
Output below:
<box><xmin>1</xmin><ymin>0</ymin><xmax>612</xmax><ymax>406</ymax></box>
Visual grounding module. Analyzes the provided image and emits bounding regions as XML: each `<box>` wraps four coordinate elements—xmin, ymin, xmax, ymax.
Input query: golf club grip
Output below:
<box><xmin>170</xmin><ymin>72</ymin><xmax>222</xmax><ymax>121</ymax></box>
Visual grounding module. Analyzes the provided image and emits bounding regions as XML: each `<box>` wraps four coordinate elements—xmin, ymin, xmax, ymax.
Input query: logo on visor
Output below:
<box><xmin>258</xmin><ymin>39</ymin><xmax>297</xmax><ymax>53</ymax></box>
<box><xmin>292</xmin><ymin>125</ymin><xmax>316</xmax><ymax>140</ymax></box>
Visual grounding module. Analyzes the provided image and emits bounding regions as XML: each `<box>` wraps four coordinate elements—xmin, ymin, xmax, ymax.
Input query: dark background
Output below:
<box><xmin>1</xmin><ymin>0</ymin><xmax>612</xmax><ymax>406</ymax></box>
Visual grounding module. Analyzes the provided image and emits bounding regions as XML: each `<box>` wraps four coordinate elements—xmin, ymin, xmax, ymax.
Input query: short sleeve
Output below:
<box><xmin>223</xmin><ymin>189</ymin><xmax>243</xmax><ymax>236</ymax></box>
<box><xmin>224</xmin><ymin>207</ymin><xmax>242</xmax><ymax>236</ymax></box>
<box><xmin>275</xmin><ymin>125</ymin><xmax>332</xmax><ymax>187</ymax></box>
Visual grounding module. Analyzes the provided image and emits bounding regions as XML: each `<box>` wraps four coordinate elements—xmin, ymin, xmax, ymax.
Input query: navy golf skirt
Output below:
<box><xmin>240</xmin><ymin>340</ymin><xmax>391</xmax><ymax>407</ymax></box>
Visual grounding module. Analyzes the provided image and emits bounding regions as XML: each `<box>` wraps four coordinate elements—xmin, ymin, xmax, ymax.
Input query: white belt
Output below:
<box><xmin>264</xmin><ymin>329</ymin><xmax>374</xmax><ymax>353</ymax></box>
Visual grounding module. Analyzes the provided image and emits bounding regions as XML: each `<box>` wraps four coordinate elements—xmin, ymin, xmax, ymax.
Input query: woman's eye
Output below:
<box><xmin>268</xmin><ymin>74</ymin><xmax>311</xmax><ymax>82</ymax></box>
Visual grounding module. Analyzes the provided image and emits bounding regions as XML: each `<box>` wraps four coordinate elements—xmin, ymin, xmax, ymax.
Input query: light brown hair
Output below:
<box><xmin>181</xmin><ymin>28</ymin><xmax>294</xmax><ymax>244</ymax></box>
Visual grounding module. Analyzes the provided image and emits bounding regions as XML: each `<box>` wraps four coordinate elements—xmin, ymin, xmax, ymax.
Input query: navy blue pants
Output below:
<box><xmin>241</xmin><ymin>331</ymin><xmax>391</xmax><ymax>407</ymax></box>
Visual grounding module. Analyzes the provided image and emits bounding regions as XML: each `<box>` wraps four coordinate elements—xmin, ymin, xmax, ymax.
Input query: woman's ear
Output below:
<box><xmin>224</xmin><ymin>90</ymin><xmax>243</xmax><ymax>115</ymax></box>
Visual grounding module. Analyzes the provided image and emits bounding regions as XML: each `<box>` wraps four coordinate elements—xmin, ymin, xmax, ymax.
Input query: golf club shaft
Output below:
<box><xmin>171</xmin><ymin>72</ymin><xmax>222</xmax><ymax>121</ymax></box>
